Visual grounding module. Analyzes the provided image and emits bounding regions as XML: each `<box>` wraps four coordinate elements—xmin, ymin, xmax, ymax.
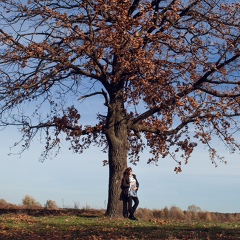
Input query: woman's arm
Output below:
<box><xmin>133</xmin><ymin>174</ymin><xmax>139</xmax><ymax>189</ymax></box>
<box><xmin>121</xmin><ymin>177</ymin><xmax>130</xmax><ymax>188</ymax></box>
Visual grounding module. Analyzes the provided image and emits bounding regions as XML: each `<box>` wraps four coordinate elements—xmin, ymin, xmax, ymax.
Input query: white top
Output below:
<box><xmin>129</xmin><ymin>175</ymin><xmax>137</xmax><ymax>197</ymax></box>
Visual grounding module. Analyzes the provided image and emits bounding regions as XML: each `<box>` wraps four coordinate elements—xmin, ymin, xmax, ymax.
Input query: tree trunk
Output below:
<box><xmin>105</xmin><ymin>141</ymin><xmax>127</xmax><ymax>217</ymax></box>
<box><xmin>105</xmin><ymin>91</ymin><xmax>128</xmax><ymax>217</ymax></box>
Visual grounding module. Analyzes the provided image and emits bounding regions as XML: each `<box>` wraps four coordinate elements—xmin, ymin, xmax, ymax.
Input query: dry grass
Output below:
<box><xmin>0</xmin><ymin>209</ymin><xmax>240</xmax><ymax>239</ymax></box>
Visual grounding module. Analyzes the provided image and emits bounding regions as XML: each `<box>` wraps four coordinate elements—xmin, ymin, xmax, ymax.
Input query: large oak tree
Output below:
<box><xmin>0</xmin><ymin>0</ymin><xmax>239</xmax><ymax>217</ymax></box>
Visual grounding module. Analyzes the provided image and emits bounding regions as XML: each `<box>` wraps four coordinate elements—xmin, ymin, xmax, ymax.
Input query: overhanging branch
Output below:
<box><xmin>131</xmin><ymin>112</ymin><xmax>240</xmax><ymax>136</ymax></box>
<box><xmin>78</xmin><ymin>89</ymin><xmax>109</xmax><ymax>106</ymax></box>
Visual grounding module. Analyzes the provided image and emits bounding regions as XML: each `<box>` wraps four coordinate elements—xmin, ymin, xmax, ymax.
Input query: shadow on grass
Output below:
<box><xmin>1</xmin><ymin>224</ymin><xmax>239</xmax><ymax>240</ymax></box>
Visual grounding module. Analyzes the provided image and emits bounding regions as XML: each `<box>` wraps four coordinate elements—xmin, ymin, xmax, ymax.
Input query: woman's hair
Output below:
<box><xmin>122</xmin><ymin>167</ymin><xmax>132</xmax><ymax>183</ymax></box>
<box><xmin>123</xmin><ymin>167</ymin><xmax>132</xmax><ymax>176</ymax></box>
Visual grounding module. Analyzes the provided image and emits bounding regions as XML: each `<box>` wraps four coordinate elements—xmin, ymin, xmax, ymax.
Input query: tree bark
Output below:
<box><xmin>105</xmin><ymin>141</ymin><xmax>127</xmax><ymax>217</ymax></box>
<box><xmin>105</xmin><ymin>91</ymin><xmax>128</xmax><ymax>217</ymax></box>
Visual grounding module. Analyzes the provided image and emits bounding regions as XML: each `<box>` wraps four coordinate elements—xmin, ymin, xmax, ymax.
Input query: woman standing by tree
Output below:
<box><xmin>120</xmin><ymin>167</ymin><xmax>139</xmax><ymax>220</ymax></box>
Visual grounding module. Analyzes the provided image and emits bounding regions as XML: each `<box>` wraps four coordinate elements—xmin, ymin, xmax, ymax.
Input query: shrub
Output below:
<box><xmin>199</xmin><ymin>211</ymin><xmax>213</xmax><ymax>221</ymax></box>
<box><xmin>22</xmin><ymin>195</ymin><xmax>42</xmax><ymax>208</ymax></box>
<box><xmin>162</xmin><ymin>206</ymin><xmax>170</xmax><ymax>220</ymax></box>
<box><xmin>136</xmin><ymin>208</ymin><xmax>153</xmax><ymax>220</ymax></box>
<box><xmin>186</xmin><ymin>204</ymin><xmax>202</xmax><ymax>220</ymax></box>
<box><xmin>152</xmin><ymin>209</ymin><xmax>164</xmax><ymax>219</ymax></box>
<box><xmin>45</xmin><ymin>200</ymin><xmax>59</xmax><ymax>210</ymax></box>
<box><xmin>169</xmin><ymin>206</ymin><xmax>185</xmax><ymax>220</ymax></box>
<box><xmin>187</xmin><ymin>204</ymin><xmax>201</xmax><ymax>212</ymax></box>
<box><xmin>0</xmin><ymin>199</ymin><xmax>8</xmax><ymax>208</ymax></box>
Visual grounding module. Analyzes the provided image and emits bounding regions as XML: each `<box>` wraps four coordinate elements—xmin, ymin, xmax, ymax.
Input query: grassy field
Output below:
<box><xmin>0</xmin><ymin>209</ymin><xmax>240</xmax><ymax>239</ymax></box>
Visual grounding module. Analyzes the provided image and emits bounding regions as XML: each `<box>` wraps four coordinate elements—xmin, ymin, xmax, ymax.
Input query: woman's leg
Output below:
<box><xmin>127</xmin><ymin>196</ymin><xmax>133</xmax><ymax>217</ymax></box>
<box><xmin>128</xmin><ymin>197</ymin><xmax>139</xmax><ymax>220</ymax></box>
<box><xmin>122</xmin><ymin>196</ymin><xmax>129</xmax><ymax>218</ymax></box>
<box><xmin>132</xmin><ymin>197</ymin><xmax>139</xmax><ymax>214</ymax></box>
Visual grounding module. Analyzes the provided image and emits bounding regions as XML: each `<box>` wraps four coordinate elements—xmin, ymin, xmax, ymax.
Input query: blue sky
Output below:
<box><xmin>0</xmin><ymin>63</ymin><xmax>239</xmax><ymax>214</ymax></box>
<box><xmin>1</xmin><ymin>123</ymin><xmax>240</xmax><ymax>213</ymax></box>
<box><xmin>0</xmin><ymin>0</ymin><xmax>239</xmax><ymax>213</ymax></box>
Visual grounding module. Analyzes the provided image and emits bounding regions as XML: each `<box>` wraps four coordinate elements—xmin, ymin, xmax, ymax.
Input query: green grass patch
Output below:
<box><xmin>0</xmin><ymin>211</ymin><xmax>240</xmax><ymax>239</ymax></box>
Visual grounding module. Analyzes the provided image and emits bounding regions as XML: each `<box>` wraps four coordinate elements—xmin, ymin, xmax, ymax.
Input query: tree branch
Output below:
<box><xmin>78</xmin><ymin>89</ymin><xmax>109</xmax><ymax>106</ymax></box>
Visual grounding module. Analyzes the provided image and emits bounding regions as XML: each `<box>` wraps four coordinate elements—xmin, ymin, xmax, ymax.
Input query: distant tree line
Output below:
<box><xmin>0</xmin><ymin>195</ymin><xmax>58</xmax><ymax>210</ymax></box>
<box><xmin>0</xmin><ymin>196</ymin><xmax>239</xmax><ymax>222</ymax></box>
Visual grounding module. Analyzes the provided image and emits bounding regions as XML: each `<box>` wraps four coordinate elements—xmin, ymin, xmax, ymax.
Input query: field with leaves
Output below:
<box><xmin>0</xmin><ymin>209</ymin><xmax>240</xmax><ymax>239</ymax></box>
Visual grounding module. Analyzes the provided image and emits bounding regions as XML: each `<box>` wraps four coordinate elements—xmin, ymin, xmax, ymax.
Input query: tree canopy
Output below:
<box><xmin>0</xmin><ymin>0</ymin><xmax>239</xmax><ymax>216</ymax></box>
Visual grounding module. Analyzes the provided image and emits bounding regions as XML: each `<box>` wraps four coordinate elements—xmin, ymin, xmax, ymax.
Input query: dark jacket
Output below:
<box><xmin>120</xmin><ymin>174</ymin><xmax>139</xmax><ymax>200</ymax></box>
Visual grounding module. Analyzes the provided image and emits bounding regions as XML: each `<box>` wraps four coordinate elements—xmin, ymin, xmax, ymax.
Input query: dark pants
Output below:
<box><xmin>128</xmin><ymin>196</ymin><xmax>139</xmax><ymax>217</ymax></box>
<box><xmin>122</xmin><ymin>195</ymin><xmax>139</xmax><ymax>218</ymax></box>
<box><xmin>122</xmin><ymin>195</ymin><xmax>129</xmax><ymax>218</ymax></box>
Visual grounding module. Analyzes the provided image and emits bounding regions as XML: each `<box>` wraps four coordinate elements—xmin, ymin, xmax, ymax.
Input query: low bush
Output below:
<box><xmin>22</xmin><ymin>195</ymin><xmax>42</xmax><ymax>208</ymax></box>
<box><xmin>45</xmin><ymin>200</ymin><xmax>59</xmax><ymax>210</ymax></box>
<box><xmin>0</xmin><ymin>199</ymin><xmax>8</xmax><ymax>208</ymax></box>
